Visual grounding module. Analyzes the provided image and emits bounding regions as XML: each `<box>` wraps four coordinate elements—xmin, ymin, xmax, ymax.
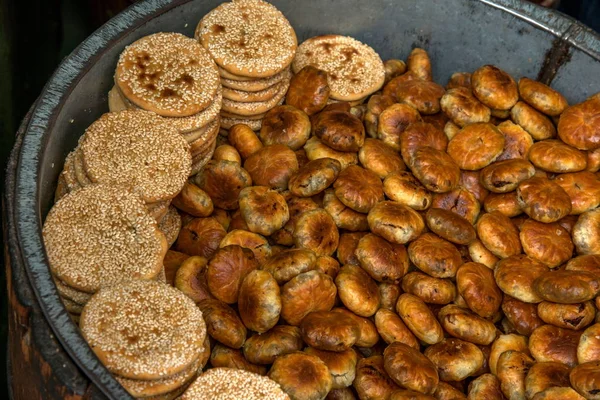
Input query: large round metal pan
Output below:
<box><xmin>5</xmin><ymin>0</ymin><xmax>600</xmax><ymax>398</ymax></box>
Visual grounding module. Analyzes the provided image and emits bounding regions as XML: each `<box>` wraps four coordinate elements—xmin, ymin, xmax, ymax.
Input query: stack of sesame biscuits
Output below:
<box><xmin>80</xmin><ymin>280</ymin><xmax>207</xmax><ymax>398</ymax></box>
<box><xmin>196</xmin><ymin>0</ymin><xmax>297</xmax><ymax>132</ymax></box>
<box><xmin>110</xmin><ymin>32</ymin><xmax>222</xmax><ymax>175</ymax></box>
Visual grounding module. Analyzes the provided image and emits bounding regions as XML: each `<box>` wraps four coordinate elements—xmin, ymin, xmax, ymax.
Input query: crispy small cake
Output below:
<box><xmin>181</xmin><ymin>368</ymin><xmax>289</xmax><ymax>400</ymax></box>
<box><xmin>108</xmin><ymin>85</ymin><xmax>128</xmax><ymax>112</ymax></box>
<box><xmin>158</xmin><ymin>206</ymin><xmax>182</xmax><ymax>248</ymax></box>
<box><xmin>147</xmin><ymin>200</ymin><xmax>171</xmax><ymax>222</ymax></box>
<box><xmin>221</xmin><ymin>68</ymin><xmax>292</xmax><ymax>92</ymax></box>
<box><xmin>61</xmin><ymin>150</ymin><xmax>82</xmax><ymax>193</ymax></box>
<box><xmin>43</xmin><ymin>184</ymin><xmax>167</xmax><ymax>293</ymax></box>
<box><xmin>165</xmin><ymin>87</ymin><xmax>222</xmax><ymax>135</ymax></box>
<box><xmin>72</xmin><ymin>146</ymin><xmax>92</xmax><ymax>187</ymax></box>
<box><xmin>81</xmin><ymin>280</ymin><xmax>206</xmax><ymax>380</ymax></box>
<box><xmin>223</xmin><ymin>80</ymin><xmax>288</xmax><ymax>103</ymax></box>
<box><xmin>220</xmin><ymin>116</ymin><xmax>262</xmax><ymax>131</ymax></box>
<box><xmin>115</xmin><ymin>33</ymin><xmax>220</xmax><ymax>117</ymax></box>
<box><xmin>221</xmin><ymin>110</ymin><xmax>266</xmax><ymax>120</ymax></box>
<box><xmin>221</xmin><ymin>82</ymin><xmax>289</xmax><ymax>116</ymax></box>
<box><xmin>116</xmin><ymin>357</ymin><xmax>201</xmax><ymax>398</ymax></box>
<box><xmin>62</xmin><ymin>296</ymin><xmax>84</xmax><ymax>314</ymax></box>
<box><xmin>190</xmin><ymin>140</ymin><xmax>218</xmax><ymax>176</ymax></box>
<box><xmin>197</xmin><ymin>0</ymin><xmax>297</xmax><ymax>78</ymax></box>
<box><xmin>293</xmin><ymin>35</ymin><xmax>385</xmax><ymax>101</ymax></box>
<box><xmin>81</xmin><ymin>110</ymin><xmax>191</xmax><ymax>203</ymax></box>
<box><xmin>53</xmin><ymin>277</ymin><xmax>92</xmax><ymax>305</ymax></box>
<box><xmin>188</xmin><ymin>118</ymin><xmax>220</xmax><ymax>157</ymax></box>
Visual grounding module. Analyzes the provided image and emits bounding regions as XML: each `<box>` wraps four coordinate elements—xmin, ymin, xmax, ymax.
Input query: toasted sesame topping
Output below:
<box><xmin>220</xmin><ymin>117</ymin><xmax>262</xmax><ymax>131</ymax></box>
<box><xmin>190</xmin><ymin>140</ymin><xmax>218</xmax><ymax>176</ymax></box>
<box><xmin>73</xmin><ymin>146</ymin><xmax>92</xmax><ymax>187</ymax></box>
<box><xmin>61</xmin><ymin>150</ymin><xmax>82</xmax><ymax>192</ymax></box>
<box><xmin>43</xmin><ymin>184</ymin><xmax>166</xmax><ymax>293</ymax></box>
<box><xmin>198</xmin><ymin>0</ymin><xmax>297</xmax><ymax>78</ymax></box>
<box><xmin>81</xmin><ymin>110</ymin><xmax>192</xmax><ymax>203</ymax></box>
<box><xmin>221</xmin><ymin>68</ymin><xmax>292</xmax><ymax>92</ymax></box>
<box><xmin>181</xmin><ymin>368</ymin><xmax>289</xmax><ymax>400</ymax></box>
<box><xmin>147</xmin><ymin>200</ymin><xmax>171</xmax><ymax>222</ymax></box>
<box><xmin>165</xmin><ymin>87</ymin><xmax>222</xmax><ymax>134</ymax></box>
<box><xmin>80</xmin><ymin>280</ymin><xmax>206</xmax><ymax>380</ymax></box>
<box><xmin>116</xmin><ymin>32</ymin><xmax>220</xmax><ymax>117</ymax></box>
<box><xmin>223</xmin><ymin>80</ymin><xmax>287</xmax><ymax>103</ymax></box>
<box><xmin>221</xmin><ymin>81</ymin><xmax>288</xmax><ymax>116</ymax></box>
<box><xmin>188</xmin><ymin>118</ymin><xmax>221</xmax><ymax>156</ymax></box>
<box><xmin>293</xmin><ymin>35</ymin><xmax>385</xmax><ymax>101</ymax></box>
<box><xmin>62</xmin><ymin>296</ymin><xmax>84</xmax><ymax>314</ymax></box>
<box><xmin>158</xmin><ymin>206</ymin><xmax>182</xmax><ymax>247</ymax></box>
<box><xmin>54</xmin><ymin>277</ymin><xmax>92</xmax><ymax>305</ymax></box>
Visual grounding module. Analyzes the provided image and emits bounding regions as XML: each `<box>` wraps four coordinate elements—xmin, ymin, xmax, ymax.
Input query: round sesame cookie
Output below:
<box><xmin>180</xmin><ymin>368</ymin><xmax>289</xmax><ymax>400</ymax></box>
<box><xmin>220</xmin><ymin>117</ymin><xmax>262</xmax><ymax>131</ymax></box>
<box><xmin>81</xmin><ymin>110</ymin><xmax>192</xmax><ymax>203</ymax></box>
<box><xmin>73</xmin><ymin>146</ymin><xmax>92</xmax><ymax>187</ymax></box>
<box><xmin>54</xmin><ymin>174</ymin><xmax>69</xmax><ymax>202</ymax></box>
<box><xmin>189</xmin><ymin>118</ymin><xmax>220</xmax><ymax>157</ymax></box>
<box><xmin>221</xmin><ymin>68</ymin><xmax>292</xmax><ymax>92</ymax></box>
<box><xmin>221</xmin><ymin>82</ymin><xmax>288</xmax><ymax>116</ymax></box>
<box><xmin>54</xmin><ymin>277</ymin><xmax>92</xmax><ymax>305</ymax></box>
<box><xmin>220</xmin><ymin>110</ymin><xmax>266</xmax><ymax>120</ymax></box>
<box><xmin>108</xmin><ymin>85</ymin><xmax>128</xmax><ymax>113</ymax></box>
<box><xmin>80</xmin><ymin>279</ymin><xmax>206</xmax><ymax>380</ymax></box>
<box><xmin>70</xmin><ymin>313</ymin><xmax>80</xmax><ymax>325</ymax></box>
<box><xmin>197</xmin><ymin>0</ymin><xmax>297</xmax><ymax>78</ymax></box>
<box><xmin>165</xmin><ymin>87</ymin><xmax>222</xmax><ymax>135</ymax></box>
<box><xmin>293</xmin><ymin>35</ymin><xmax>385</xmax><ymax>101</ymax></box>
<box><xmin>158</xmin><ymin>206</ymin><xmax>182</xmax><ymax>247</ymax></box>
<box><xmin>190</xmin><ymin>140</ymin><xmax>218</xmax><ymax>176</ymax></box>
<box><xmin>62</xmin><ymin>296</ymin><xmax>84</xmax><ymax>314</ymax></box>
<box><xmin>116</xmin><ymin>357</ymin><xmax>201</xmax><ymax>398</ymax></box>
<box><xmin>144</xmin><ymin>381</ymin><xmax>193</xmax><ymax>400</ymax></box>
<box><xmin>217</xmin><ymin>65</ymin><xmax>255</xmax><ymax>81</ymax></box>
<box><xmin>43</xmin><ymin>184</ymin><xmax>167</xmax><ymax>293</ymax></box>
<box><xmin>147</xmin><ymin>200</ymin><xmax>171</xmax><ymax>222</ymax></box>
<box><xmin>115</xmin><ymin>32</ymin><xmax>220</xmax><ymax>117</ymax></box>
<box><xmin>61</xmin><ymin>150</ymin><xmax>82</xmax><ymax>193</ymax></box>
<box><xmin>223</xmin><ymin>81</ymin><xmax>287</xmax><ymax>103</ymax></box>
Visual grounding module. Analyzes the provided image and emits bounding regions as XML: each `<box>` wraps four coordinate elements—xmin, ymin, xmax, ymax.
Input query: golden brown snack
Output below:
<box><xmin>529</xmin><ymin>325</ymin><xmax>581</xmax><ymax>367</ymax></box>
<box><xmin>271</xmin><ymin>196</ymin><xmax>319</xmax><ymax>246</ymax></box>
<box><xmin>570</xmin><ymin>361</ymin><xmax>600</xmax><ymax>400</ymax></box>
<box><xmin>304</xmin><ymin>136</ymin><xmax>358</xmax><ymax>169</ymax></box>
<box><xmin>193</xmin><ymin>160</ymin><xmax>252</xmax><ymax>210</ymax></box>
<box><xmin>331</xmin><ymin>307</ymin><xmax>380</xmax><ymax>348</ymax></box>
<box><xmin>244</xmin><ymin>144</ymin><xmax>298</xmax><ymax>191</ymax></box>
<box><xmin>238</xmin><ymin>270</ymin><xmax>281</xmax><ymax>333</ymax></box>
<box><xmin>354</xmin><ymin>356</ymin><xmax>401</xmax><ymax>400</ymax></box>
<box><xmin>431</xmin><ymin>187</ymin><xmax>480</xmax><ymax>225</ymax></box>
<box><xmin>480</xmin><ymin>159</ymin><xmax>535</xmax><ymax>193</ymax></box>
<box><xmin>441</xmin><ymin>87</ymin><xmax>490</xmax><ymax>127</ymax></box>
<box><xmin>401</xmin><ymin>272</ymin><xmax>456</xmax><ymax>305</ymax></box>
<box><xmin>408</xmin><ymin>233</ymin><xmax>462</xmax><ymax>279</ymax></box>
<box><xmin>573</xmin><ymin>208</ymin><xmax>600</xmax><ymax>255</ymax></box>
<box><xmin>374</xmin><ymin>308</ymin><xmax>420</xmax><ymax>349</ymax></box>
<box><xmin>219</xmin><ymin>230</ymin><xmax>271</xmax><ymax>265</ymax></box>
<box><xmin>396</xmin><ymin>293</ymin><xmax>444</xmax><ymax>345</ymax></box>
<box><xmin>400</xmin><ymin>122</ymin><xmax>448</xmax><ymax>166</ymax></box>
<box><xmin>422</xmin><ymin>112</ymin><xmax>449</xmax><ymax>132</ymax></box>
<box><xmin>286</xmin><ymin>66</ymin><xmax>330</xmax><ymax>116</ymax></box>
<box><xmin>172</xmin><ymin>181</ymin><xmax>214</xmax><ymax>217</ymax></box>
<box><xmin>359</xmin><ymin>138</ymin><xmax>406</xmax><ymax>179</ymax></box>
<box><xmin>496</xmin><ymin>350</ymin><xmax>535</xmax><ymax>400</ymax></box>
<box><xmin>206</xmin><ymin>245</ymin><xmax>259</xmax><ymax>304</ymax></box>
<box><xmin>433</xmin><ymin>382</ymin><xmax>467</xmax><ymax>400</ymax></box>
<box><xmin>390</xmin><ymin>390</ymin><xmax>436</xmax><ymax>400</ymax></box>
<box><xmin>259</xmin><ymin>105</ymin><xmax>311</xmax><ymax>151</ymax></box>
<box><xmin>355</xmin><ymin>233</ymin><xmax>409</xmax><ymax>283</ymax></box>
<box><xmin>163</xmin><ymin>250</ymin><xmax>189</xmax><ymax>284</ymax></box>
<box><xmin>494</xmin><ymin>255</ymin><xmax>549</xmax><ymax>303</ymax></box>
<box><xmin>483</xmin><ymin>192</ymin><xmax>523</xmax><ymax>218</ymax></box>
<box><xmin>394</xmin><ymin>80</ymin><xmax>445</xmax><ymax>115</ymax></box>
<box><xmin>209</xmin><ymin>344</ymin><xmax>267</xmax><ymax>376</ymax></box>
<box><xmin>243</xmin><ymin>325</ymin><xmax>303</xmax><ymax>365</ymax></box>
<box><xmin>407</xmin><ymin>48</ymin><xmax>432</xmax><ymax>81</ymax></box>
<box><xmin>384</xmin><ymin>342</ymin><xmax>440</xmax><ymax>395</ymax></box>
<box><xmin>300</xmin><ymin>310</ymin><xmax>360</xmax><ymax>352</ymax></box>
<box><xmin>280</xmin><ymin>270</ymin><xmax>337</xmax><ymax>326</ymax></box>
<box><xmin>288</xmin><ymin>158</ymin><xmax>341</xmax><ymax>198</ymax></box>
<box><xmin>368</xmin><ymin>201</ymin><xmax>425</xmax><ymax>244</ymax></box>
<box><xmin>174</xmin><ymin>256</ymin><xmax>213</xmax><ymax>303</ymax></box>
<box><xmin>293</xmin><ymin>208</ymin><xmax>340</xmax><ymax>256</ymax></box>
<box><xmin>511</xmin><ymin>101</ymin><xmax>557</xmax><ymax>140</ymax></box>
<box><xmin>528</xmin><ymin>139</ymin><xmax>588</xmax><ymax>173</ymax></box>
<box><xmin>322</xmin><ymin>189</ymin><xmax>369</xmax><ymax>232</ymax></box>
<box><xmin>439</xmin><ymin>304</ymin><xmax>497</xmax><ymax>346</ymax></box>
<box><xmin>304</xmin><ymin>347</ymin><xmax>358</xmax><ymax>390</ymax></box>
<box><xmin>502</xmin><ymin>295</ymin><xmax>544</xmax><ymax>336</ymax></box>
<box><xmin>261</xmin><ymin>248</ymin><xmax>317</xmax><ymax>284</ymax></box>
<box><xmin>410</xmin><ymin>147</ymin><xmax>460</xmax><ymax>193</ymax></box>
<box><xmin>239</xmin><ymin>186</ymin><xmax>289</xmax><ymax>236</ymax></box>
<box><xmin>377</xmin><ymin>103</ymin><xmax>423</xmax><ymax>151</ymax></box>
<box><xmin>228</xmin><ymin>209</ymin><xmax>250</xmax><ymax>231</ymax></box>
<box><xmin>489</xmin><ymin>334</ymin><xmax>530</xmax><ymax>376</ymax></box>
<box><xmin>197</xmin><ymin>299</ymin><xmax>246</xmax><ymax>349</ymax></box>
<box><xmin>520</xmin><ymin>219</ymin><xmax>574</xmax><ymax>268</ymax></box>
<box><xmin>443</xmin><ymin>120</ymin><xmax>461</xmax><ymax>141</ymax></box>
<box><xmin>471</xmin><ymin>65</ymin><xmax>518</xmax><ymax>110</ymax></box>
<box><xmin>337</xmin><ymin>232</ymin><xmax>367</xmax><ymax>266</ymax></box>
<box><xmin>566</xmin><ymin>254</ymin><xmax>600</xmax><ymax>276</ymax></box>
<box><xmin>578</xmin><ymin>323</ymin><xmax>600</xmax><ymax>364</ymax></box>
<box><xmin>446</xmin><ymin>72</ymin><xmax>471</xmax><ymax>90</ymax></box>
<box><xmin>537</xmin><ymin>301</ymin><xmax>595</xmax><ymax>331</ymax></box>
<box><xmin>518</xmin><ymin>78</ymin><xmax>568</xmax><ymax>116</ymax></box>
<box><xmin>468</xmin><ymin>239</ymin><xmax>499</xmax><ymax>269</ymax></box>
<box><xmin>176</xmin><ymin>217</ymin><xmax>227</xmax><ymax>258</ymax></box>
<box><xmin>524</xmin><ymin>361</ymin><xmax>571</xmax><ymax>399</ymax></box>
<box><xmin>333</xmin><ymin>165</ymin><xmax>384</xmax><ymax>213</ymax></box>
<box><xmin>467</xmin><ymin>374</ymin><xmax>503</xmax><ymax>400</ymax></box>
<box><xmin>476</xmin><ymin>211</ymin><xmax>522</xmax><ymax>258</ymax></box>
<box><xmin>447</xmin><ymin>123</ymin><xmax>505</xmax><ymax>170</ymax></box>
<box><xmin>554</xmin><ymin>171</ymin><xmax>600</xmax><ymax>215</ymax></box>
<box><xmin>365</xmin><ymin>94</ymin><xmax>396</xmax><ymax>138</ymax></box>
<box><xmin>424</xmin><ymin>338</ymin><xmax>484</xmax><ymax>382</ymax></box>
<box><xmin>212</xmin><ymin>144</ymin><xmax>241</xmax><ymax>164</ymax></box>
<box><xmin>228</xmin><ymin>124</ymin><xmax>263</xmax><ymax>159</ymax></box>
<box><xmin>588</xmin><ymin>148</ymin><xmax>600</xmax><ymax>172</ymax></box>
<box><xmin>379</xmin><ymin>283</ymin><xmax>403</xmax><ymax>312</ymax></box>
<box><xmin>425</xmin><ymin>208</ymin><xmax>476</xmax><ymax>245</ymax></box>
<box><xmin>384</xmin><ymin>72</ymin><xmax>420</xmax><ymax>99</ymax></box>
<box><xmin>456</xmin><ymin>262</ymin><xmax>503</xmax><ymax>319</ymax></box>
<box><xmin>269</xmin><ymin>352</ymin><xmax>333</xmax><ymax>400</ymax></box>
<box><xmin>496</xmin><ymin>120</ymin><xmax>534</xmax><ymax>161</ymax></box>
<box><xmin>533</xmin><ymin>271</ymin><xmax>600</xmax><ymax>304</ymax></box>
<box><xmin>335</xmin><ymin>264</ymin><xmax>381</xmax><ymax>317</ymax></box>
<box><xmin>384</xmin><ymin>59</ymin><xmax>407</xmax><ymax>84</ymax></box>
<box><xmin>313</xmin><ymin>109</ymin><xmax>366</xmax><ymax>152</ymax></box>
<box><xmin>532</xmin><ymin>387</ymin><xmax>586</xmax><ymax>400</ymax></box>
<box><xmin>383</xmin><ymin>171</ymin><xmax>433</xmax><ymax>211</ymax></box>
<box><xmin>558</xmin><ymin>98</ymin><xmax>600</xmax><ymax>150</ymax></box>
<box><xmin>459</xmin><ymin>170</ymin><xmax>489</xmax><ymax>203</ymax></box>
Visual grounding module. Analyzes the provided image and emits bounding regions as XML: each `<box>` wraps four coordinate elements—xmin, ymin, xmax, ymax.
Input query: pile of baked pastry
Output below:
<box><xmin>44</xmin><ymin>0</ymin><xmax>600</xmax><ymax>399</ymax></box>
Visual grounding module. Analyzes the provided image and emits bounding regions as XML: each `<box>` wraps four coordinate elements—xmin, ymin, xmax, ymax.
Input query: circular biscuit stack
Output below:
<box><xmin>196</xmin><ymin>0</ymin><xmax>297</xmax><ymax>132</ymax></box>
<box><xmin>293</xmin><ymin>35</ymin><xmax>386</xmax><ymax>105</ymax></box>
<box><xmin>110</xmin><ymin>32</ymin><xmax>222</xmax><ymax>175</ymax></box>
<box><xmin>43</xmin><ymin>184</ymin><xmax>168</xmax><ymax>322</ymax></box>
<box><xmin>80</xmin><ymin>280</ymin><xmax>207</xmax><ymax>398</ymax></box>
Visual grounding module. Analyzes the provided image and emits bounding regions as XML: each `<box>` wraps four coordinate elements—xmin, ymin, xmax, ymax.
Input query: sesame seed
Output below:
<box><xmin>221</xmin><ymin>81</ymin><xmax>288</xmax><ymax>115</ymax></box>
<box><xmin>158</xmin><ymin>206</ymin><xmax>182</xmax><ymax>246</ymax></box>
<box><xmin>220</xmin><ymin>68</ymin><xmax>291</xmax><ymax>92</ymax></box>
<box><xmin>53</xmin><ymin>277</ymin><xmax>92</xmax><ymax>305</ymax></box>
<box><xmin>222</xmin><ymin>79</ymin><xmax>287</xmax><ymax>103</ymax></box>
<box><xmin>163</xmin><ymin>87</ymin><xmax>222</xmax><ymax>135</ymax></box>
<box><xmin>220</xmin><ymin>117</ymin><xmax>262</xmax><ymax>131</ymax></box>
